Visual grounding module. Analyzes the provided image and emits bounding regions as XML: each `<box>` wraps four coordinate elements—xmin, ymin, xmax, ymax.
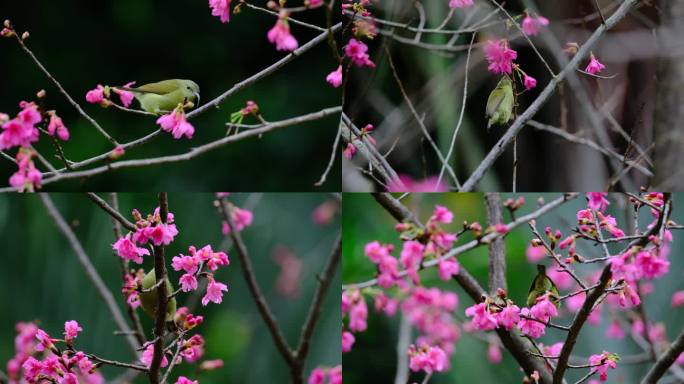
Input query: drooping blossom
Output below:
<box><xmin>449</xmin><ymin>0</ymin><xmax>474</xmax><ymax>8</ymax></box>
<box><xmin>465</xmin><ymin>302</ymin><xmax>498</xmax><ymax>331</ymax></box>
<box><xmin>400</xmin><ymin>240</ymin><xmax>425</xmax><ymax>283</ymax></box>
<box><xmin>112</xmin><ymin>233</ymin><xmax>150</xmax><ymax>264</ymax></box>
<box><xmin>342</xmin><ymin>143</ymin><xmax>357</xmax><ymax>159</ymax></box>
<box><xmin>430</xmin><ymin>205</ymin><xmax>453</xmax><ymax>224</ymax></box>
<box><xmin>438</xmin><ymin>258</ymin><xmax>460</xmax><ymax>281</ymax></box>
<box><xmin>349</xmin><ymin>294</ymin><xmax>368</xmax><ymax>332</ymax></box>
<box><xmin>9</xmin><ymin>149</ymin><xmax>42</xmax><ymax>192</ymax></box>
<box><xmin>112</xmin><ymin>81</ymin><xmax>136</xmax><ymax>107</ymax></box>
<box><xmin>342</xmin><ymin>330</ymin><xmax>355</xmax><ymax>352</ymax></box>
<box><xmin>221</xmin><ymin>207</ymin><xmax>253</xmax><ymax>234</ymax></box>
<box><xmin>484</xmin><ymin>39</ymin><xmax>517</xmax><ymax>74</ymax></box>
<box><xmin>408</xmin><ymin>344</ymin><xmax>448</xmax><ymax>373</ymax></box>
<box><xmin>635</xmin><ymin>250</ymin><xmax>669</xmax><ymax>279</ymax></box>
<box><xmin>179</xmin><ymin>273</ymin><xmax>199</xmax><ymax>292</ymax></box>
<box><xmin>141</xmin><ymin>344</ymin><xmax>169</xmax><ymax>368</ymax></box>
<box><xmin>672</xmin><ymin>290</ymin><xmax>684</xmax><ymax>308</ymax></box>
<box><xmin>521</xmin><ymin>14</ymin><xmax>549</xmax><ymax>36</ymax></box>
<box><xmin>523</xmin><ymin>74</ymin><xmax>537</xmax><ymax>90</ymax></box>
<box><xmin>588</xmin><ymin>352</ymin><xmax>618</xmax><ymax>381</ymax></box>
<box><xmin>585</xmin><ymin>54</ymin><xmax>606</xmax><ymax>75</ymax></box>
<box><xmin>209</xmin><ymin>0</ymin><xmax>232</xmax><ymax>23</ymax></box>
<box><xmin>180</xmin><ymin>334</ymin><xmax>205</xmax><ymax>363</ymax></box>
<box><xmin>495</xmin><ymin>302</ymin><xmax>521</xmax><ymax>331</ymax></box>
<box><xmin>34</xmin><ymin>329</ymin><xmax>55</xmax><ymax>352</ymax></box>
<box><xmin>517</xmin><ymin>307</ymin><xmax>546</xmax><ymax>338</ymax></box>
<box><xmin>326</xmin><ymin>65</ymin><xmax>343</xmax><ymax>88</ymax></box>
<box><xmin>47</xmin><ymin>111</ymin><xmax>70</xmax><ymax>141</ymax></box>
<box><xmin>267</xmin><ymin>14</ymin><xmax>298</xmax><ymax>51</ymax></box>
<box><xmin>374</xmin><ymin>292</ymin><xmax>399</xmax><ymax>316</ymax></box>
<box><xmin>488</xmin><ymin>341</ymin><xmax>502</xmax><ymax>363</ymax></box>
<box><xmin>617</xmin><ymin>281</ymin><xmax>641</xmax><ymax>308</ymax></box>
<box><xmin>156</xmin><ymin>108</ymin><xmax>195</xmax><ymax>139</ymax></box>
<box><xmin>1</xmin><ymin>101</ymin><xmax>41</xmax><ymax>150</ymax></box>
<box><xmin>85</xmin><ymin>85</ymin><xmax>106</xmax><ymax>104</ymax></box>
<box><xmin>201</xmin><ymin>277</ymin><xmax>228</xmax><ymax>306</ymax></box>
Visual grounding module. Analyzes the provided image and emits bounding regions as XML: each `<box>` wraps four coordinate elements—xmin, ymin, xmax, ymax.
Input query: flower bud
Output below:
<box><xmin>1</xmin><ymin>28</ymin><xmax>13</xmax><ymax>37</ymax></box>
<box><xmin>36</xmin><ymin>89</ymin><xmax>46</xmax><ymax>98</ymax></box>
<box><xmin>21</xmin><ymin>31</ymin><xmax>29</xmax><ymax>40</ymax></box>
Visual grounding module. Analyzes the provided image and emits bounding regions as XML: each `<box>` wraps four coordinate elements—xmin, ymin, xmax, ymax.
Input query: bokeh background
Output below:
<box><xmin>343</xmin><ymin>193</ymin><xmax>684</xmax><ymax>383</ymax></box>
<box><xmin>0</xmin><ymin>1</ymin><xmax>341</xmax><ymax>191</ymax></box>
<box><xmin>0</xmin><ymin>193</ymin><xmax>341</xmax><ymax>383</ymax></box>
<box><xmin>342</xmin><ymin>0</ymin><xmax>678</xmax><ymax>191</ymax></box>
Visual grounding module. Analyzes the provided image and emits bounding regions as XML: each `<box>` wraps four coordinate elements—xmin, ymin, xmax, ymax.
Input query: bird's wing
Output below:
<box><xmin>486</xmin><ymin>90</ymin><xmax>504</xmax><ymax>118</ymax></box>
<box><xmin>129</xmin><ymin>80</ymin><xmax>180</xmax><ymax>95</ymax></box>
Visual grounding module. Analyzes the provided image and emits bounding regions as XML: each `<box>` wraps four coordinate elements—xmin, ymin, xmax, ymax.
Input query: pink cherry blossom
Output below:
<box><xmin>585</xmin><ymin>55</ymin><xmax>606</xmax><ymax>75</ymax></box>
<box><xmin>374</xmin><ymin>292</ymin><xmax>398</xmax><ymax>316</ymax></box>
<box><xmin>175</xmin><ymin>376</ymin><xmax>198</xmax><ymax>384</ymax></box>
<box><xmin>523</xmin><ymin>74</ymin><xmax>537</xmax><ymax>90</ymax></box>
<box><xmin>449</xmin><ymin>0</ymin><xmax>474</xmax><ymax>8</ymax></box>
<box><xmin>364</xmin><ymin>241</ymin><xmax>391</xmax><ymax>263</ymax></box>
<box><xmin>342</xmin><ymin>143</ymin><xmax>357</xmax><ymax>159</ymax></box>
<box><xmin>64</xmin><ymin>320</ymin><xmax>82</xmax><ymax>342</ymax></box>
<box><xmin>587</xmin><ymin>192</ymin><xmax>609</xmax><ymax>211</ymax></box>
<box><xmin>588</xmin><ymin>352</ymin><xmax>617</xmax><ymax>381</ymax></box>
<box><xmin>465</xmin><ymin>302</ymin><xmax>498</xmax><ymax>331</ymax></box>
<box><xmin>349</xmin><ymin>295</ymin><xmax>368</xmax><ymax>332</ymax></box>
<box><xmin>112</xmin><ymin>233</ymin><xmax>150</xmax><ymax>264</ymax></box>
<box><xmin>521</xmin><ymin>15</ymin><xmax>549</xmax><ymax>36</ymax></box>
<box><xmin>308</xmin><ymin>368</ymin><xmax>326</xmax><ymax>384</ymax></box>
<box><xmin>672</xmin><ymin>290</ymin><xmax>684</xmax><ymax>308</ymax></box>
<box><xmin>526</xmin><ymin>244</ymin><xmax>546</xmax><ymax>262</ymax></box>
<box><xmin>47</xmin><ymin>112</ymin><xmax>69</xmax><ymax>141</ymax></box>
<box><xmin>201</xmin><ymin>277</ymin><xmax>228</xmax><ymax>306</ymax></box>
<box><xmin>635</xmin><ymin>250</ymin><xmax>669</xmax><ymax>279</ymax></box>
<box><xmin>172</xmin><ymin>255</ymin><xmax>199</xmax><ymax>274</ymax></box>
<box><xmin>326</xmin><ymin>65</ymin><xmax>343</xmax><ymax>88</ymax></box>
<box><xmin>268</xmin><ymin>16</ymin><xmax>298</xmax><ymax>52</ymax></box>
<box><xmin>112</xmin><ymin>81</ymin><xmax>136</xmax><ymax>107</ymax></box>
<box><xmin>517</xmin><ymin>308</ymin><xmax>546</xmax><ymax>338</ymax></box>
<box><xmin>156</xmin><ymin>109</ymin><xmax>195</xmax><ymax>139</ymax></box>
<box><xmin>438</xmin><ymin>258</ymin><xmax>460</xmax><ymax>281</ymax></box>
<box><xmin>329</xmin><ymin>366</ymin><xmax>342</xmax><ymax>384</ymax></box>
<box><xmin>617</xmin><ymin>282</ymin><xmax>641</xmax><ymax>308</ymax></box>
<box><xmin>85</xmin><ymin>85</ymin><xmax>106</xmax><ymax>104</ymax></box>
<box><xmin>495</xmin><ymin>302</ymin><xmax>521</xmax><ymax>330</ymax></box>
<box><xmin>342</xmin><ymin>330</ymin><xmax>356</xmax><ymax>352</ymax></box>
<box><xmin>34</xmin><ymin>329</ymin><xmax>55</xmax><ymax>352</ymax></box>
<box><xmin>400</xmin><ymin>240</ymin><xmax>425</xmax><ymax>283</ymax></box>
<box><xmin>430</xmin><ymin>205</ymin><xmax>453</xmax><ymax>224</ymax></box>
<box><xmin>9</xmin><ymin>149</ymin><xmax>42</xmax><ymax>192</ymax></box>
<box><xmin>530</xmin><ymin>294</ymin><xmax>558</xmax><ymax>321</ymax></box>
<box><xmin>546</xmin><ymin>268</ymin><xmax>573</xmax><ymax>290</ymax></box>
<box><xmin>488</xmin><ymin>342</ymin><xmax>502</xmax><ymax>363</ymax></box>
<box><xmin>408</xmin><ymin>344</ymin><xmax>448</xmax><ymax>373</ymax></box>
<box><xmin>484</xmin><ymin>39</ymin><xmax>517</xmax><ymax>74</ymax></box>
<box><xmin>345</xmin><ymin>39</ymin><xmax>375</xmax><ymax>68</ymax></box>
<box><xmin>180</xmin><ymin>273</ymin><xmax>199</xmax><ymax>292</ymax></box>
<box><xmin>1</xmin><ymin>106</ymin><xmax>40</xmax><ymax>150</ymax></box>
<box><xmin>221</xmin><ymin>207</ymin><xmax>253</xmax><ymax>234</ymax></box>
<box><xmin>141</xmin><ymin>344</ymin><xmax>169</xmax><ymax>368</ymax></box>
<box><xmin>209</xmin><ymin>0</ymin><xmax>232</xmax><ymax>23</ymax></box>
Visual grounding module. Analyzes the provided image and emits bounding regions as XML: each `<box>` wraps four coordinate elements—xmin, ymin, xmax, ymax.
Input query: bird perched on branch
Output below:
<box><xmin>119</xmin><ymin>79</ymin><xmax>200</xmax><ymax>115</ymax></box>
<box><xmin>486</xmin><ymin>76</ymin><xmax>514</xmax><ymax>130</ymax></box>
<box><xmin>139</xmin><ymin>269</ymin><xmax>178</xmax><ymax>331</ymax></box>
<box><xmin>527</xmin><ymin>264</ymin><xmax>560</xmax><ymax>308</ymax></box>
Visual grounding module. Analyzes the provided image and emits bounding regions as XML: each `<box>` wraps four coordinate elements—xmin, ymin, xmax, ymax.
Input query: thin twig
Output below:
<box><xmin>314</xmin><ymin>122</ymin><xmax>342</xmax><ymax>187</ymax></box>
<box><xmin>86</xmin><ymin>192</ymin><xmax>136</xmax><ymax>231</ymax></box>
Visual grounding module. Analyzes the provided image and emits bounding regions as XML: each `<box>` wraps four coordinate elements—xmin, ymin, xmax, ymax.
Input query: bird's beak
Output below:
<box><xmin>194</xmin><ymin>92</ymin><xmax>201</xmax><ymax>108</ymax></box>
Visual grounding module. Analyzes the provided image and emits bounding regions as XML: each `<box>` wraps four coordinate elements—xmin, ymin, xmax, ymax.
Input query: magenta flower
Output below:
<box><xmin>523</xmin><ymin>74</ymin><xmax>537</xmax><ymax>90</ymax></box>
<box><xmin>156</xmin><ymin>109</ymin><xmax>195</xmax><ymax>139</ymax></box>
<box><xmin>342</xmin><ymin>330</ymin><xmax>355</xmax><ymax>352</ymax></box>
<box><xmin>364</xmin><ymin>241</ymin><xmax>391</xmax><ymax>263</ymax></box>
<box><xmin>308</xmin><ymin>368</ymin><xmax>326</xmax><ymax>384</ymax></box>
<box><xmin>635</xmin><ymin>250</ymin><xmax>669</xmax><ymax>279</ymax></box>
<box><xmin>342</xmin><ymin>142</ymin><xmax>357</xmax><ymax>159</ymax></box>
<box><xmin>495</xmin><ymin>302</ymin><xmax>521</xmax><ymax>330</ymax></box>
<box><xmin>221</xmin><ymin>207</ymin><xmax>253</xmax><ymax>234</ymax></box>
<box><xmin>267</xmin><ymin>16</ymin><xmax>299</xmax><ymax>52</ymax></box>
<box><xmin>400</xmin><ymin>241</ymin><xmax>425</xmax><ymax>271</ymax></box>
<box><xmin>329</xmin><ymin>366</ymin><xmax>341</xmax><ymax>384</ymax></box>
<box><xmin>141</xmin><ymin>222</ymin><xmax>179</xmax><ymax>246</ymax></box>
<box><xmin>206</xmin><ymin>250</ymin><xmax>229</xmax><ymax>271</ymax></box>
<box><xmin>179</xmin><ymin>273</ymin><xmax>199</xmax><ymax>292</ymax></box>
<box><xmin>484</xmin><ymin>39</ymin><xmax>517</xmax><ymax>74</ymax></box>
<box><xmin>9</xmin><ymin>149</ymin><xmax>42</xmax><ymax>192</ymax></box>
<box><xmin>34</xmin><ymin>329</ymin><xmax>55</xmax><ymax>352</ymax></box>
<box><xmin>326</xmin><ymin>65</ymin><xmax>343</xmax><ymax>88</ymax></box>
<box><xmin>112</xmin><ymin>81</ymin><xmax>136</xmax><ymax>107</ymax></box>
<box><xmin>438</xmin><ymin>258</ymin><xmax>460</xmax><ymax>281</ymax></box>
<box><xmin>526</xmin><ymin>244</ymin><xmax>546</xmax><ymax>262</ymax></box>
<box><xmin>202</xmin><ymin>277</ymin><xmax>228</xmax><ymax>306</ymax></box>
<box><xmin>521</xmin><ymin>15</ymin><xmax>549</xmax><ymax>36</ymax></box>
<box><xmin>465</xmin><ymin>302</ymin><xmax>498</xmax><ymax>331</ymax></box>
<box><xmin>672</xmin><ymin>290</ymin><xmax>684</xmax><ymax>308</ymax></box>
<box><xmin>588</xmin><ymin>352</ymin><xmax>617</xmax><ymax>381</ymax></box>
<box><xmin>112</xmin><ymin>233</ymin><xmax>150</xmax><ymax>264</ymax></box>
<box><xmin>517</xmin><ymin>308</ymin><xmax>546</xmax><ymax>338</ymax></box>
<box><xmin>64</xmin><ymin>320</ymin><xmax>82</xmax><ymax>342</ymax></box>
<box><xmin>408</xmin><ymin>344</ymin><xmax>448</xmax><ymax>373</ymax></box>
<box><xmin>1</xmin><ymin>102</ymin><xmax>41</xmax><ymax>150</ymax></box>
<box><xmin>617</xmin><ymin>282</ymin><xmax>641</xmax><ymax>308</ymax></box>
<box><xmin>171</xmin><ymin>255</ymin><xmax>199</xmax><ymax>274</ymax></box>
<box><xmin>530</xmin><ymin>294</ymin><xmax>558</xmax><ymax>321</ymax></box>
<box><xmin>209</xmin><ymin>0</ymin><xmax>232</xmax><ymax>23</ymax></box>
<box><xmin>430</xmin><ymin>205</ymin><xmax>454</xmax><ymax>224</ymax></box>
<box><xmin>349</xmin><ymin>295</ymin><xmax>368</xmax><ymax>332</ymax></box>
<box><xmin>587</xmin><ymin>192</ymin><xmax>609</xmax><ymax>211</ymax></box>
<box><xmin>585</xmin><ymin>55</ymin><xmax>605</xmax><ymax>75</ymax></box>
<box><xmin>175</xmin><ymin>377</ymin><xmax>198</xmax><ymax>384</ymax></box>
<box><xmin>344</xmin><ymin>39</ymin><xmax>375</xmax><ymax>68</ymax></box>
<box><xmin>47</xmin><ymin>112</ymin><xmax>70</xmax><ymax>141</ymax></box>
<box><xmin>85</xmin><ymin>85</ymin><xmax>106</xmax><ymax>104</ymax></box>
<box><xmin>449</xmin><ymin>0</ymin><xmax>474</xmax><ymax>8</ymax></box>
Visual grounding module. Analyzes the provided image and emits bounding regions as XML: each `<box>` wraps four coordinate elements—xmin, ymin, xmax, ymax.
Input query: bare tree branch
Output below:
<box><xmin>485</xmin><ymin>193</ymin><xmax>506</xmax><ymax>293</ymax></box>
<box><xmin>148</xmin><ymin>192</ymin><xmax>169</xmax><ymax>384</ymax></box>
<box><xmin>641</xmin><ymin>329</ymin><xmax>684</xmax><ymax>384</ymax></box>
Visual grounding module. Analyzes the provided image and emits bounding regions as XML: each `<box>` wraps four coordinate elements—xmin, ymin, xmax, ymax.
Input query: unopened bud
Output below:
<box><xmin>3</xmin><ymin>20</ymin><xmax>10</xmax><ymax>28</ymax></box>
<box><xmin>36</xmin><ymin>89</ymin><xmax>46</xmax><ymax>98</ymax></box>
<box><xmin>108</xmin><ymin>145</ymin><xmax>125</xmax><ymax>160</ymax></box>
<box><xmin>21</xmin><ymin>31</ymin><xmax>29</xmax><ymax>40</ymax></box>
<box><xmin>267</xmin><ymin>1</ymin><xmax>278</xmax><ymax>9</ymax></box>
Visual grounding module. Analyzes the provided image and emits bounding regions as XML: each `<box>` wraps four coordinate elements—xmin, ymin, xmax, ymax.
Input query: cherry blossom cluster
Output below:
<box><xmin>112</xmin><ymin>206</ymin><xmax>179</xmax><ymax>265</ymax></box>
<box><xmin>307</xmin><ymin>365</ymin><xmax>342</xmax><ymax>384</ymax></box>
<box><xmin>172</xmin><ymin>244</ymin><xmax>230</xmax><ymax>306</ymax></box>
<box><xmin>344</xmin><ymin>192</ymin><xmax>683</xmax><ymax>382</ymax></box>
<box><xmin>484</xmin><ymin>39</ymin><xmax>538</xmax><ymax>91</ymax></box>
<box><xmin>7</xmin><ymin>320</ymin><xmax>103</xmax><ymax>384</ymax></box>
<box><xmin>0</xmin><ymin>89</ymin><xmax>70</xmax><ymax>191</ymax></box>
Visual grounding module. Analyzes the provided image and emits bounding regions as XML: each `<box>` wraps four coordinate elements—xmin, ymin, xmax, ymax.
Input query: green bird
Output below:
<box><xmin>139</xmin><ymin>269</ymin><xmax>177</xmax><ymax>324</ymax></box>
<box><xmin>527</xmin><ymin>264</ymin><xmax>560</xmax><ymax>308</ymax></box>
<box><xmin>486</xmin><ymin>76</ymin><xmax>514</xmax><ymax>130</ymax></box>
<box><xmin>119</xmin><ymin>79</ymin><xmax>200</xmax><ymax>115</ymax></box>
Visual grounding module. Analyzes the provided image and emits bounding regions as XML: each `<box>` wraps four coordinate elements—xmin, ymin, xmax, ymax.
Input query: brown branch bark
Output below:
<box><xmin>640</xmin><ymin>329</ymin><xmax>684</xmax><ymax>384</ymax></box>
<box><xmin>86</xmin><ymin>192</ymin><xmax>136</xmax><ymax>231</ymax></box>
<box><xmin>148</xmin><ymin>192</ymin><xmax>169</xmax><ymax>384</ymax></box>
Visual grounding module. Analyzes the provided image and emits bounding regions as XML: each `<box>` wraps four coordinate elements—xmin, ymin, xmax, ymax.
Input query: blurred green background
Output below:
<box><xmin>0</xmin><ymin>1</ymin><xmax>341</xmax><ymax>191</ymax></box>
<box><xmin>342</xmin><ymin>193</ymin><xmax>684</xmax><ymax>383</ymax></box>
<box><xmin>0</xmin><ymin>193</ymin><xmax>341</xmax><ymax>383</ymax></box>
